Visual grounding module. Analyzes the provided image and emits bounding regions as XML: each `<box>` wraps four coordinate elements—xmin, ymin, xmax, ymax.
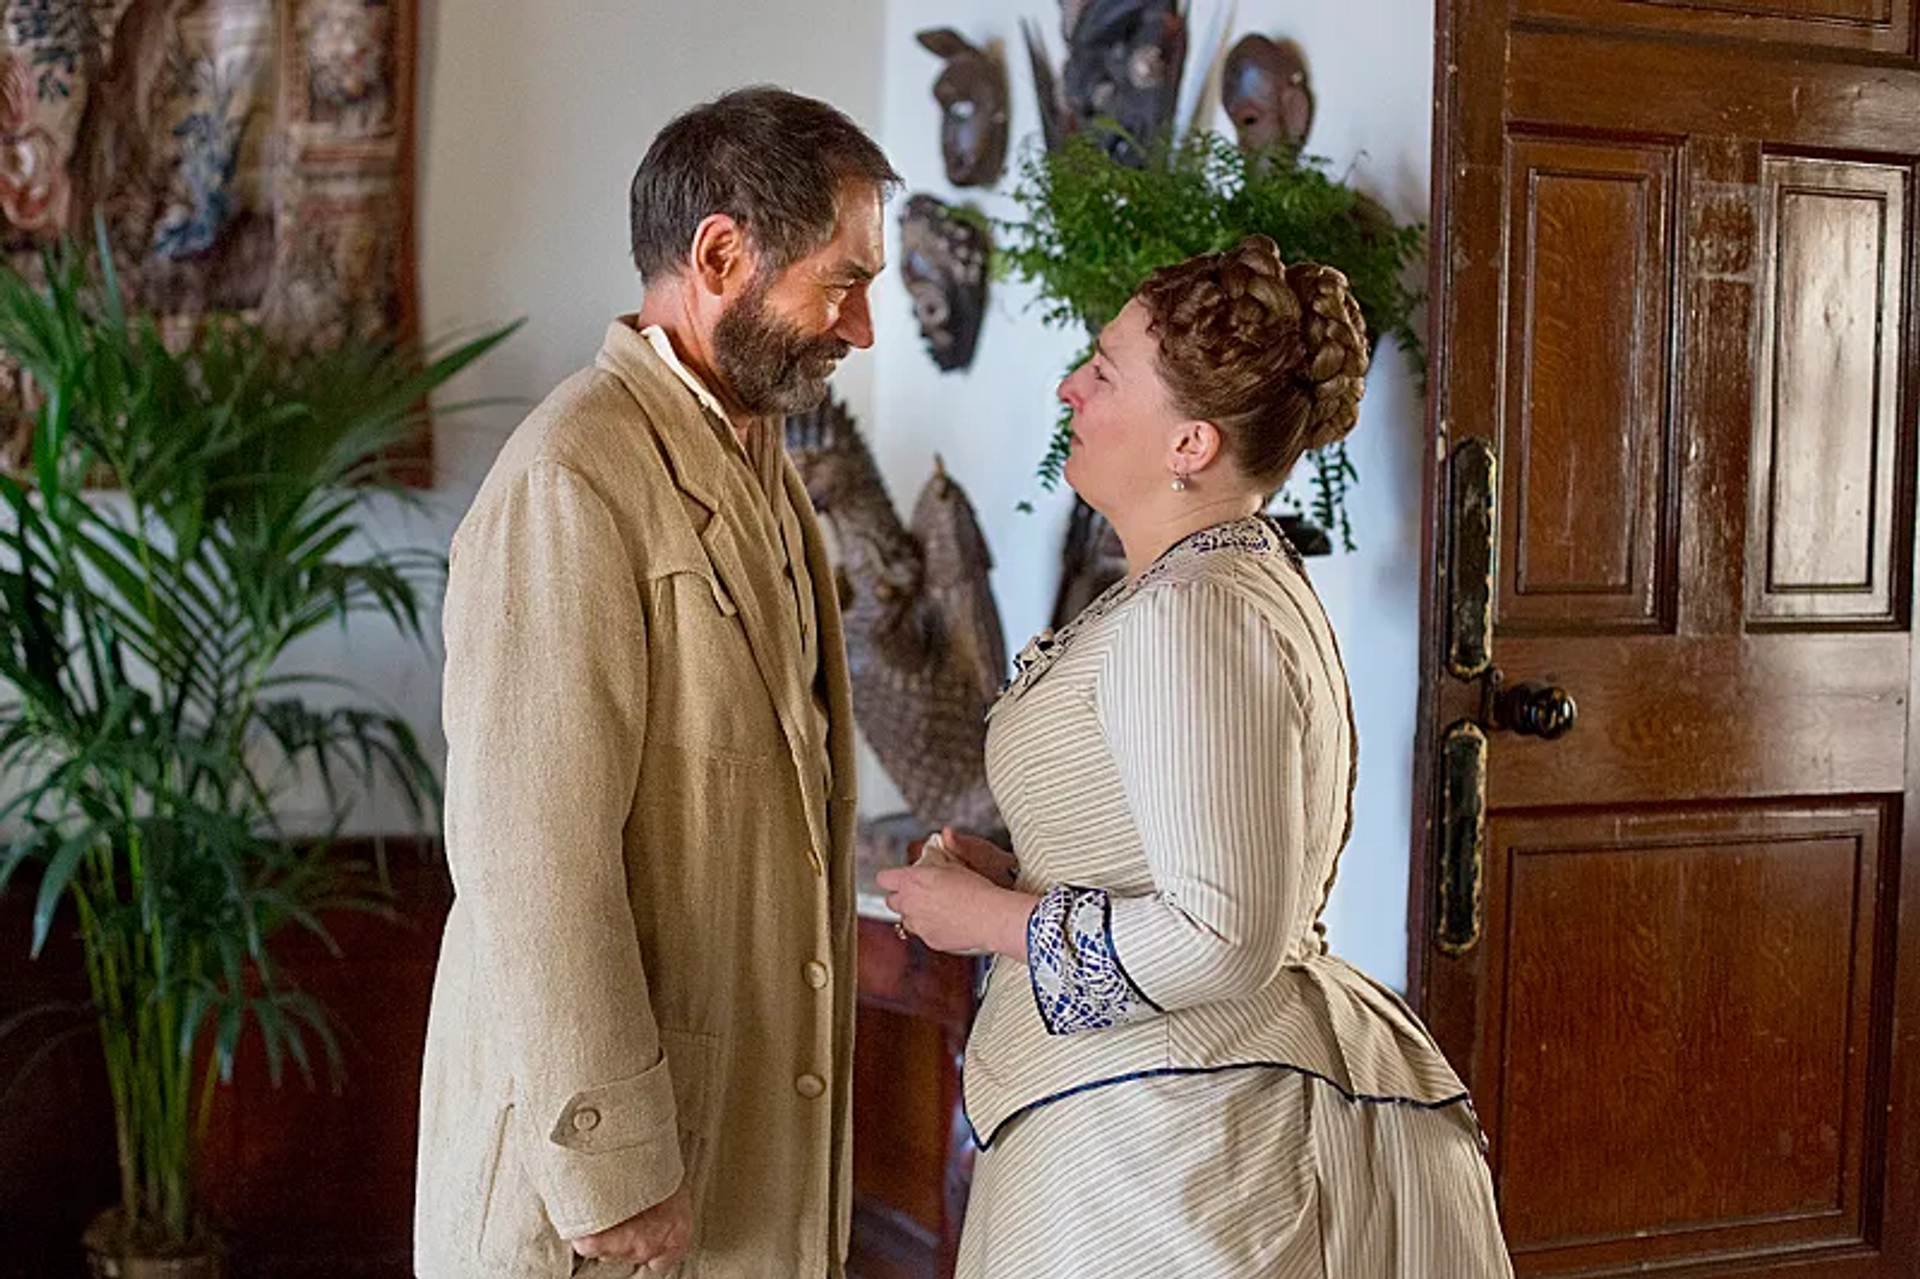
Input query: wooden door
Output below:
<box><xmin>1415</xmin><ymin>0</ymin><xmax>1920</xmax><ymax>1273</ymax></box>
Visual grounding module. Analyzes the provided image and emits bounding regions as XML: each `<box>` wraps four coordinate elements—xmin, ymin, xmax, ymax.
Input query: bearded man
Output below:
<box><xmin>415</xmin><ymin>87</ymin><xmax>898</xmax><ymax>1279</ymax></box>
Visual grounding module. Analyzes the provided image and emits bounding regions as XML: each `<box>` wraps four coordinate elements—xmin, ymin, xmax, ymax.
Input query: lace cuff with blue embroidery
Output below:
<box><xmin>1026</xmin><ymin>884</ymin><xmax>1164</xmax><ymax>1035</ymax></box>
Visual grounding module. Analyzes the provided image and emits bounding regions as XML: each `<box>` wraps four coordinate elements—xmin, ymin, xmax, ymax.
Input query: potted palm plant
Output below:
<box><xmin>998</xmin><ymin>130</ymin><xmax>1425</xmax><ymax>550</ymax></box>
<box><xmin>0</xmin><ymin>231</ymin><xmax>511</xmax><ymax>1276</ymax></box>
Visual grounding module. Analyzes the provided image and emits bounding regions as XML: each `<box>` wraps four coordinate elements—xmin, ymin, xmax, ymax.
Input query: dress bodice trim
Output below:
<box><xmin>995</xmin><ymin>514</ymin><xmax>1303</xmax><ymax>708</ymax></box>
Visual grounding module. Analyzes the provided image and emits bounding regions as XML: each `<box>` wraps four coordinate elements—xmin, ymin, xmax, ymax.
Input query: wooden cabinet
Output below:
<box><xmin>848</xmin><ymin>916</ymin><xmax>978</xmax><ymax>1279</ymax></box>
<box><xmin>0</xmin><ymin>850</ymin><xmax>450</xmax><ymax>1279</ymax></box>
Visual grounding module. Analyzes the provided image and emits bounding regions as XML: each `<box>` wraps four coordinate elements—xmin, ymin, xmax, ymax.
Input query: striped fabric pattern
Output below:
<box><xmin>957</xmin><ymin>1068</ymin><xmax>1510</xmax><ymax>1278</ymax></box>
<box><xmin>956</xmin><ymin>517</ymin><xmax>1512</xmax><ymax>1275</ymax></box>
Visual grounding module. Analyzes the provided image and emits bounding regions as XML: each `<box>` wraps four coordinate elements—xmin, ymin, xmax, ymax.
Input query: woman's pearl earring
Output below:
<box><xmin>1170</xmin><ymin>472</ymin><xmax>1190</xmax><ymax>492</ymax></box>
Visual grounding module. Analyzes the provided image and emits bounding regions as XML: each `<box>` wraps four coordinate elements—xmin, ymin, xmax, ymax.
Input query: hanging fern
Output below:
<box><xmin>997</xmin><ymin>130</ymin><xmax>1425</xmax><ymax>550</ymax></box>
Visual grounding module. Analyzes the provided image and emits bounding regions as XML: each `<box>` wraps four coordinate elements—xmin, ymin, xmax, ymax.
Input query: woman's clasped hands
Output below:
<box><xmin>876</xmin><ymin>826</ymin><xmax>1036</xmax><ymax>960</ymax></box>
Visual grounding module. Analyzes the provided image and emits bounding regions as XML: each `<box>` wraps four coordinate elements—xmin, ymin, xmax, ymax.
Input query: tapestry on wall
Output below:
<box><xmin>0</xmin><ymin>0</ymin><xmax>420</xmax><ymax>473</ymax></box>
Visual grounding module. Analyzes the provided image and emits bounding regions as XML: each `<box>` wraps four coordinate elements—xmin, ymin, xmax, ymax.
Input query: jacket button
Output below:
<box><xmin>794</xmin><ymin>1073</ymin><xmax>826</xmax><ymax>1099</ymax></box>
<box><xmin>803</xmin><ymin>961</ymin><xmax>829</xmax><ymax>990</ymax></box>
<box><xmin>571</xmin><ymin>1108</ymin><xmax>601</xmax><ymax>1133</ymax></box>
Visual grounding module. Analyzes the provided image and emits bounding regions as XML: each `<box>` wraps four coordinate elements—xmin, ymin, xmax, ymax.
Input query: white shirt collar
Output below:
<box><xmin>639</xmin><ymin>324</ymin><xmax>733</xmax><ymax>428</ymax></box>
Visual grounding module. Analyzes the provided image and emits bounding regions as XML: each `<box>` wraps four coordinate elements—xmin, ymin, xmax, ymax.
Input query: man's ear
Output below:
<box><xmin>688</xmin><ymin>213</ymin><xmax>755</xmax><ymax>298</ymax></box>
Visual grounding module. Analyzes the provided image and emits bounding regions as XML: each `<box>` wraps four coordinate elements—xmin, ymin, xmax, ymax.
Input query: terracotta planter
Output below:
<box><xmin>82</xmin><ymin>1211</ymin><xmax>223</xmax><ymax>1279</ymax></box>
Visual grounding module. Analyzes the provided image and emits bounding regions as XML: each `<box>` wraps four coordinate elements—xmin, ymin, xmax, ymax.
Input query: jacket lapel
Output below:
<box><xmin>596</xmin><ymin>322</ymin><xmax>830</xmax><ymax>869</ymax></box>
<box><xmin>789</xmin><ymin>462</ymin><xmax>857</xmax><ymax>811</ymax></box>
<box><xmin>779</xmin><ymin>460</ymin><xmax>856</xmax><ymax>872</ymax></box>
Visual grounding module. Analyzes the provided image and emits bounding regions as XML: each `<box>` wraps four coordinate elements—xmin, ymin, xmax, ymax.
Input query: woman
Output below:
<box><xmin>876</xmin><ymin>236</ymin><xmax>1512</xmax><ymax>1277</ymax></box>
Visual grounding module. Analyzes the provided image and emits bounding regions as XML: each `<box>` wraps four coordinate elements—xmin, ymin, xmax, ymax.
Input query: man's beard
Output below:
<box><xmin>712</xmin><ymin>278</ymin><xmax>851</xmax><ymax>415</ymax></box>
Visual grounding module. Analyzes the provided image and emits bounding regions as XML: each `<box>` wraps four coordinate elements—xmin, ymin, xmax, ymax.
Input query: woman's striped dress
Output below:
<box><xmin>956</xmin><ymin>516</ymin><xmax>1513</xmax><ymax>1278</ymax></box>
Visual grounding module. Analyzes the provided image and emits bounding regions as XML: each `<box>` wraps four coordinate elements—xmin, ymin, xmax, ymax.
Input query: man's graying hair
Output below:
<box><xmin>630</xmin><ymin>87</ymin><xmax>900</xmax><ymax>283</ymax></box>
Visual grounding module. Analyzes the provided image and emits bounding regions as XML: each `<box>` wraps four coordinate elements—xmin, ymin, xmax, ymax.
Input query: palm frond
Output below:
<box><xmin>0</xmin><ymin>230</ymin><xmax>512</xmax><ymax>1246</ymax></box>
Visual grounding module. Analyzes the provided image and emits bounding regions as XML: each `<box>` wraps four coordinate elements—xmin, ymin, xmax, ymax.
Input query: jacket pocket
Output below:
<box><xmin>478</xmin><ymin>1103</ymin><xmax>573</xmax><ymax>1276</ymax></box>
<box><xmin>659</xmin><ymin>1027</ymin><xmax>723</xmax><ymax>1198</ymax></box>
<box><xmin>643</xmin><ymin>571</ymin><xmax>783</xmax><ymax>763</ymax></box>
<box><xmin>698</xmin><ymin>573</ymin><xmax>737</xmax><ymax>618</ymax></box>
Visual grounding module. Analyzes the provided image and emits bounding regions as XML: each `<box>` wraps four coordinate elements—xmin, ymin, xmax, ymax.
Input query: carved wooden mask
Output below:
<box><xmin>900</xmin><ymin>194</ymin><xmax>989</xmax><ymax>373</ymax></box>
<box><xmin>1221</xmin><ymin>34</ymin><xmax>1314</xmax><ymax>155</ymax></box>
<box><xmin>916</xmin><ymin>28</ymin><xmax>1009</xmax><ymax>188</ymax></box>
<box><xmin>1061</xmin><ymin>0</ymin><xmax>1187</xmax><ymax>166</ymax></box>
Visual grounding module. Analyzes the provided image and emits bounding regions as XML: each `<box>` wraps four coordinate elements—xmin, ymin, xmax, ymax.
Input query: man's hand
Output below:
<box><xmin>571</xmin><ymin>1180</ymin><xmax>692</xmax><ymax>1272</ymax></box>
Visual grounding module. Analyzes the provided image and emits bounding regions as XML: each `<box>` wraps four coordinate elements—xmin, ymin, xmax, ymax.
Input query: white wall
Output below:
<box><xmin>290</xmin><ymin>0</ymin><xmax>888</xmax><ymax>828</ymax></box>
<box><xmin>870</xmin><ymin>0</ymin><xmax>1432</xmax><ymax>985</ymax></box>
<box><xmin>310</xmin><ymin>0</ymin><xmax>1430</xmax><ymax>987</ymax></box>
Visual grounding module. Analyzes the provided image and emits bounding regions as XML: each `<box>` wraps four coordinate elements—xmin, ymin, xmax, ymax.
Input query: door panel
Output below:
<box><xmin>1516</xmin><ymin>0</ymin><xmax>1914</xmax><ymax>55</ymax></box>
<box><xmin>1419</xmin><ymin>0</ymin><xmax>1920</xmax><ymax>1272</ymax></box>
<box><xmin>1507</xmin><ymin>33</ymin><xmax>1920</xmax><ymax>151</ymax></box>
<box><xmin>1484</xmin><ymin>803</ymin><xmax>1892</xmax><ymax>1269</ymax></box>
<box><xmin>1749</xmin><ymin>158</ymin><xmax>1909</xmax><ymax>625</ymax></box>
<box><xmin>1502</xmin><ymin>136</ymin><xmax>1676</xmax><ymax>632</ymax></box>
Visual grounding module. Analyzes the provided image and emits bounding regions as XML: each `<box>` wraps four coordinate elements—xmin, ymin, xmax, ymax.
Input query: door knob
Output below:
<box><xmin>1495</xmin><ymin>681</ymin><xmax>1577</xmax><ymax>739</ymax></box>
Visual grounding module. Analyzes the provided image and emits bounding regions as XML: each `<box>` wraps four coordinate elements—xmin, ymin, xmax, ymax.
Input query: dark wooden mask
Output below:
<box><xmin>917</xmin><ymin>28</ymin><xmax>1010</xmax><ymax>188</ymax></box>
<box><xmin>900</xmin><ymin>194</ymin><xmax>989</xmax><ymax>373</ymax></box>
<box><xmin>1061</xmin><ymin>0</ymin><xmax>1187</xmax><ymax>166</ymax></box>
<box><xmin>1222</xmin><ymin>34</ymin><xmax>1314</xmax><ymax>156</ymax></box>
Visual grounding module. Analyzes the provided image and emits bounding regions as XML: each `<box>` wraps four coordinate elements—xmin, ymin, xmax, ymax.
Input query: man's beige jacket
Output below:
<box><xmin>415</xmin><ymin>321</ymin><xmax>859</xmax><ymax>1279</ymax></box>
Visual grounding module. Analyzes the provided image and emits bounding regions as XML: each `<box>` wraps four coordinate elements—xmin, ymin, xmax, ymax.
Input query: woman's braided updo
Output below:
<box><xmin>1134</xmin><ymin>234</ymin><xmax>1369</xmax><ymax>492</ymax></box>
